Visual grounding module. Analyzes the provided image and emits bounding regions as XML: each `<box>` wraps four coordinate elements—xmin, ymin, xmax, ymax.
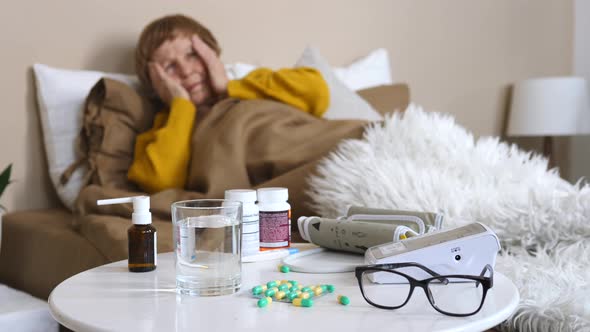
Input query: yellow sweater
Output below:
<box><xmin>128</xmin><ymin>67</ymin><xmax>329</xmax><ymax>193</ymax></box>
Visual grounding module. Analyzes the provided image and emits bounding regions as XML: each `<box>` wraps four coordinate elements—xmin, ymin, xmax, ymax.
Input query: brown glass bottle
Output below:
<box><xmin>128</xmin><ymin>224</ymin><xmax>157</xmax><ymax>272</ymax></box>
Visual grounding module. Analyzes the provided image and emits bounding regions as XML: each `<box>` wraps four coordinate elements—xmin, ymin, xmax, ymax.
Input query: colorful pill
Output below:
<box><xmin>261</xmin><ymin>285</ymin><xmax>268</xmax><ymax>292</ymax></box>
<box><xmin>298</xmin><ymin>292</ymin><xmax>310</xmax><ymax>299</ymax></box>
<box><xmin>301</xmin><ymin>287</ymin><xmax>312</xmax><ymax>293</ymax></box>
<box><xmin>267</xmin><ymin>281</ymin><xmax>278</xmax><ymax>288</ymax></box>
<box><xmin>271</xmin><ymin>287</ymin><xmax>279</xmax><ymax>293</ymax></box>
<box><xmin>301</xmin><ymin>298</ymin><xmax>313</xmax><ymax>307</ymax></box>
<box><xmin>252</xmin><ymin>285</ymin><xmax>263</xmax><ymax>295</ymax></box>
<box><xmin>280</xmin><ymin>265</ymin><xmax>290</xmax><ymax>273</ymax></box>
<box><xmin>266</xmin><ymin>296</ymin><xmax>273</xmax><ymax>304</ymax></box>
<box><xmin>289</xmin><ymin>280</ymin><xmax>298</xmax><ymax>287</ymax></box>
<box><xmin>314</xmin><ymin>288</ymin><xmax>323</xmax><ymax>296</ymax></box>
<box><xmin>265</xmin><ymin>289</ymin><xmax>275</xmax><ymax>297</ymax></box>
<box><xmin>326</xmin><ymin>285</ymin><xmax>335</xmax><ymax>293</ymax></box>
<box><xmin>285</xmin><ymin>282</ymin><xmax>292</xmax><ymax>288</ymax></box>
<box><xmin>278</xmin><ymin>284</ymin><xmax>289</xmax><ymax>291</ymax></box>
<box><xmin>257</xmin><ymin>297</ymin><xmax>269</xmax><ymax>308</ymax></box>
<box><xmin>280</xmin><ymin>280</ymin><xmax>289</xmax><ymax>284</ymax></box>
<box><xmin>287</xmin><ymin>292</ymin><xmax>298</xmax><ymax>301</ymax></box>
<box><xmin>292</xmin><ymin>298</ymin><xmax>313</xmax><ymax>307</ymax></box>
<box><xmin>320</xmin><ymin>285</ymin><xmax>328</xmax><ymax>292</ymax></box>
<box><xmin>276</xmin><ymin>291</ymin><xmax>286</xmax><ymax>300</ymax></box>
<box><xmin>338</xmin><ymin>295</ymin><xmax>350</xmax><ymax>305</ymax></box>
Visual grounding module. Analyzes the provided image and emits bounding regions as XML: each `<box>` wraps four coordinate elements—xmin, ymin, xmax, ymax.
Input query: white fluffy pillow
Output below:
<box><xmin>33</xmin><ymin>64</ymin><xmax>139</xmax><ymax>210</ymax></box>
<box><xmin>295</xmin><ymin>47</ymin><xmax>383</xmax><ymax>121</ymax></box>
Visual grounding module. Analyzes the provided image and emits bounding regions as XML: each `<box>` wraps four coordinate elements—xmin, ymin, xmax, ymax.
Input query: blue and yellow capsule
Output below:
<box><xmin>257</xmin><ymin>296</ymin><xmax>273</xmax><ymax>308</ymax></box>
<box><xmin>287</xmin><ymin>292</ymin><xmax>298</xmax><ymax>301</ymax></box>
<box><xmin>252</xmin><ymin>285</ymin><xmax>263</xmax><ymax>295</ymax></box>
<box><xmin>338</xmin><ymin>295</ymin><xmax>350</xmax><ymax>305</ymax></box>
<box><xmin>293</xmin><ymin>298</ymin><xmax>313</xmax><ymax>307</ymax></box>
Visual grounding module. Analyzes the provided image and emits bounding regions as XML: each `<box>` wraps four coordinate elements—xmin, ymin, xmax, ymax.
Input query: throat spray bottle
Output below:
<box><xmin>97</xmin><ymin>196</ymin><xmax>157</xmax><ymax>272</ymax></box>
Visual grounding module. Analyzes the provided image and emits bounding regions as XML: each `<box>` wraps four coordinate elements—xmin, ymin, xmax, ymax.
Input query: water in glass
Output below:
<box><xmin>175</xmin><ymin>214</ymin><xmax>241</xmax><ymax>296</ymax></box>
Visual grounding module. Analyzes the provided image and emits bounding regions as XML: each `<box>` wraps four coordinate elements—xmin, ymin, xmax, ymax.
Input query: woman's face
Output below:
<box><xmin>151</xmin><ymin>35</ymin><xmax>213</xmax><ymax>106</ymax></box>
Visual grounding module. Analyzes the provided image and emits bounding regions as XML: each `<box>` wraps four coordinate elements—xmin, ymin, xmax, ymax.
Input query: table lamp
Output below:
<box><xmin>506</xmin><ymin>76</ymin><xmax>590</xmax><ymax>167</ymax></box>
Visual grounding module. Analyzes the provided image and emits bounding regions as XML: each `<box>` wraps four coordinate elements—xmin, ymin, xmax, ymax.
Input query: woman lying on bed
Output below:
<box><xmin>129</xmin><ymin>14</ymin><xmax>332</xmax><ymax>193</ymax></box>
<box><xmin>74</xmin><ymin>13</ymin><xmax>370</xmax><ymax>224</ymax></box>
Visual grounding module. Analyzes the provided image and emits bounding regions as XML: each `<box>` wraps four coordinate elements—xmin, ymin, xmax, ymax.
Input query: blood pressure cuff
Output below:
<box><xmin>297</xmin><ymin>206</ymin><xmax>444</xmax><ymax>254</ymax></box>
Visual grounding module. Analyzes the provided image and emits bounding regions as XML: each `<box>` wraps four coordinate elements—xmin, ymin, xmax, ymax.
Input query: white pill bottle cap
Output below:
<box><xmin>257</xmin><ymin>187</ymin><xmax>288</xmax><ymax>203</ymax></box>
<box><xmin>96</xmin><ymin>196</ymin><xmax>151</xmax><ymax>225</ymax></box>
<box><xmin>225</xmin><ymin>189</ymin><xmax>257</xmax><ymax>203</ymax></box>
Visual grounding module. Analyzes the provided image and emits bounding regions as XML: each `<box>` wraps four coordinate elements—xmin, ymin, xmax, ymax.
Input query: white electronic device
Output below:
<box><xmin>364</xmin><ymin>222</ymin><xmax>500</xmax><ymax>283</ymax></box>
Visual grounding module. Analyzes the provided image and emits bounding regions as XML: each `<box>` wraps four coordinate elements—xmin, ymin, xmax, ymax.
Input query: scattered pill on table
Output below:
<box><xmin>338</xmin><ymin>295</ymin><xmax>350</xmax><ymax>305</ymax></box>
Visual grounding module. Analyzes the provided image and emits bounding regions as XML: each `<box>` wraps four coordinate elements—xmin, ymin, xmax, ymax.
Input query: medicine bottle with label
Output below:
<box><xmin>225</xmin><ymin>189</ymin><xmax>260</xmax><ymax>256</ymax></box>
<box><xmin>257</xmin><ymin>187</ymin><xmax>291</xmax><ymax>250</ymax></box>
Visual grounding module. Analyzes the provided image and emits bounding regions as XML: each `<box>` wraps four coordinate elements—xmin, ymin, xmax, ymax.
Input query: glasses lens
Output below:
<box><xmin>427</xmin><ymin>278</ymin><xmax>484</xmax><ymax>315</ymax></box>
<box><xmin>360</xmin><ymin>270</ymin><xmax>411</xmax><ymax>308</ymax></box>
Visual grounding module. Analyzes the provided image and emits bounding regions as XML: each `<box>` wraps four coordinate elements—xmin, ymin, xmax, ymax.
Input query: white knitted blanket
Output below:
<box><xmin>307</xmin><ymin>105</ymin><xmax>590</xmax><ymax>331</ymax></box>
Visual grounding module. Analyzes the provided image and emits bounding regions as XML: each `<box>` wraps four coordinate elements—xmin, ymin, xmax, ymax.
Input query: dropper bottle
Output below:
<box><xmin>97</xmin><ymin>196</ymin><xmax>157</xmax><ymax>272</ymax></box>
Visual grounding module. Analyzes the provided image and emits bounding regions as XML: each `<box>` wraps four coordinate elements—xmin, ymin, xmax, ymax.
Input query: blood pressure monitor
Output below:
<box><xmin>365</xmin><ymin>222</ymin><xmax>501</xmax><ymax>282</ymax></box>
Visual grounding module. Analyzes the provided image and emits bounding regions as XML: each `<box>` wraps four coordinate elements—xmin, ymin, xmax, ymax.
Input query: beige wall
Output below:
<box><xmin>0</xmin><ymin>0</ymin><xmax>573</xmax><ymax>211</ymax></box>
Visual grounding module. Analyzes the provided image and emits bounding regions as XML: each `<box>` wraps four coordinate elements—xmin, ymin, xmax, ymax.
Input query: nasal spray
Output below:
<box><xmin>97</xmin><ymin>196</ymin><xmax>157</xmax><ymax>272</ymax></box>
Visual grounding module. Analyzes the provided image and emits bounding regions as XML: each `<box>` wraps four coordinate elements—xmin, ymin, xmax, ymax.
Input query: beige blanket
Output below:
<box><xmin>73</xmin><ymin>79</ymin><xmax>367</xmax><ymax>260</ymax></box>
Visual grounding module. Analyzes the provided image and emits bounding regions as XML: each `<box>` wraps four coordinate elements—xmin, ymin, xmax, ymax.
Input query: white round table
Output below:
<box><xmin>49</xmin><ymin>252</ymin><xmax>519</xmax><ymax>332</ymax></box>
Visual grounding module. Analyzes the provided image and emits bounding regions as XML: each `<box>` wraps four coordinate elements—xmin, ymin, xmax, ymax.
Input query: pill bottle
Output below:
<box><xmin>225</xmin><ymin>189</ymin><xmax>260</xmax><ymax>256</ymax></box>
<box><xmin>257</xmin><ymin>187</ymin><xmax>291</xmax><ymax>250</ymax></box>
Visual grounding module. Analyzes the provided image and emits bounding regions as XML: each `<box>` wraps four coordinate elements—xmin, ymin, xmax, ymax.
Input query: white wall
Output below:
<box><xmin>571</xmin><ymin>0</ymin><xmax>590</xmax><ymax>183</ymax></box>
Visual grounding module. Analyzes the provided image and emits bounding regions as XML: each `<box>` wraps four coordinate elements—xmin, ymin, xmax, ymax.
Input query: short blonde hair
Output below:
<box><xmin>135</xmin><ymin>14</ymin><xmax>221</xmax><ymax>91</ymax></box>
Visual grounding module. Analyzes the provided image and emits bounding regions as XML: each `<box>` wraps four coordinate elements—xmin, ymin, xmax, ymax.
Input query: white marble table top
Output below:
<box><xmin>49</xmin><ymin>251</ymin><xmax>519</xmax><ymax>332</ymax></box>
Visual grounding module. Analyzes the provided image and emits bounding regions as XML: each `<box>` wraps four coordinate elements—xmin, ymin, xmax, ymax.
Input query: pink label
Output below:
<box><xmin>259</xmin><ymin>210</ymin><xmax>290</xmax><ymax>248</ymax></box>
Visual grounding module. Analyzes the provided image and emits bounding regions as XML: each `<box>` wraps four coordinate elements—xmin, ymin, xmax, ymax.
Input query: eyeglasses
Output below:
<box><xmin>355</xmin><ymin>262</ymin><xmax>494</xmax><ymax>317</ymax></box>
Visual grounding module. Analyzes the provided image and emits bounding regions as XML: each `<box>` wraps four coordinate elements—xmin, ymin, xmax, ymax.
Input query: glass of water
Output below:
<box><xmin>172</xmin><ymin>199</ymin><xmax>242</xmax><ymax>296</ymax></box>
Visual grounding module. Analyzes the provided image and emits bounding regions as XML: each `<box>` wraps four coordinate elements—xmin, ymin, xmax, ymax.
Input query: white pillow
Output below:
<box><xmin>295</xmin><ymin>47</ymin><xmax>383</xmax><ymax>121</ymax></box>
<box><xmin>333</xmin><ymin>48</ymin><xmax>392</xmax><ymax>91</ymax></box>
<box><xmin>225</xmin><ymin>49</ymin><xmax>392</xmax><ymax>91</ymax></box>
<box><xmin>224</xmin><ymin>62</ymin><xmax>258</xmax><ymax>80</ymax></box>
<box><xmin>33</xmin><ymin>64</ymin><xmax>139</xmax><ymax>210</ymax></box>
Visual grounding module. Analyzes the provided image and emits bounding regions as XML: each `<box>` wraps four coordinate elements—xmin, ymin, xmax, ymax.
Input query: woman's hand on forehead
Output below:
<box><xmin>149</xmin><ymin>61</ymin><xmax>189</xmax><ymax>105</ymax></box>
<box><xmin>191</xmin><ymin>35</ymin><xmax>228</xmax><ymax>98</ymax></box>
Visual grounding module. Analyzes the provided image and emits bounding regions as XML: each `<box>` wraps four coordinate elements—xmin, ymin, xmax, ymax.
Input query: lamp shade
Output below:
<box><xmin>506</xmin><ymin>77</ymin><xmax>590</xmax><ymax>136</ymax></box>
